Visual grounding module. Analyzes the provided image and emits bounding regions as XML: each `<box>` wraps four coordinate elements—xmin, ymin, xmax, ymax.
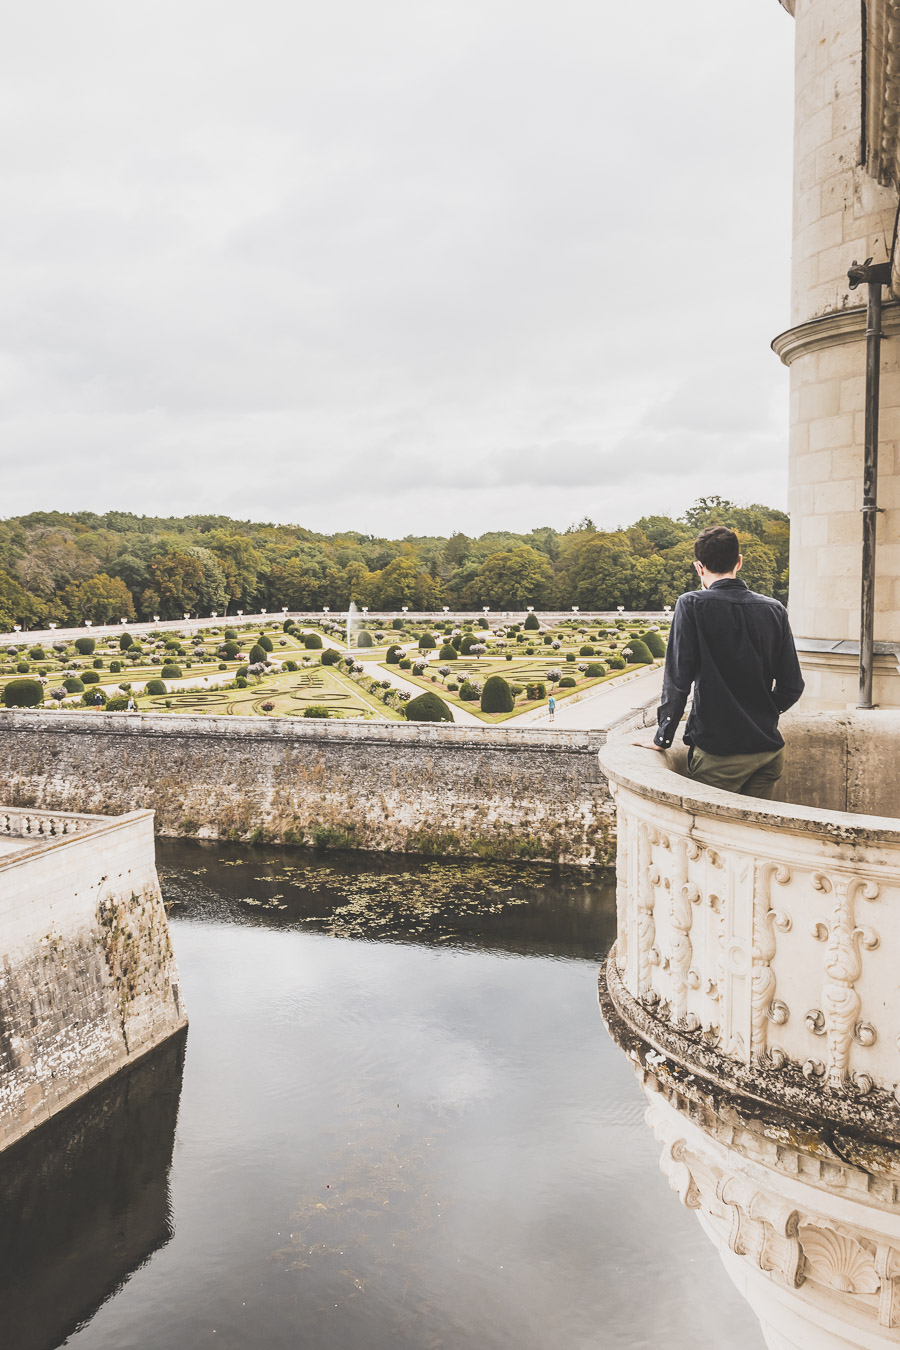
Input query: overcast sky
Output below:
<box><xmin>1</xmin><ymin>1</ymin><xmax>795</xmax><ymax>537</ymax></box>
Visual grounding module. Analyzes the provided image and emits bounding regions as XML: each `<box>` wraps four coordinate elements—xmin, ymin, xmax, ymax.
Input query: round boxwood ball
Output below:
<box><xmin>74</xmin><ymin>637</ymin><xmax>96</xmax><ymax>655</ymax></box>
<box><xmin>303</xmin><ymin>632</ymin><xmax>323</xmax><ymax>649</ymax></box>
<box><xmin>63</xmin><ymin>677</ymin><xmax>85</xmax><ymax>693</ymax></box>
<box><xmin>480</xmin><ymin>675</ymin><xmax>514</xmax><ymax>713</ymax></box>
<box><xmin>81</xmin><ymin>669</ymin><xmax>100</xmax><ymax>684</ymax></box>
<box><xmin>585</xmin><ymin>662</ymin><xmax>606</xmax><ymax>678</ymax></box>
<box><xmin>15</xmin><ymin>662</ymin><xmax>29</xmax><ymax>673</ymax></box>
<box><xmin>392</xmin><ymin>617</ymin><xmax>404</xmax><ymax>630</ymax></box>
<box><xmin>28</xmin><ymin>646</ymin><xmax>46</xmax><ymax>660</ymax></box>
<box><xmin>625</xmin><ymin>639</ymin><xmax>653</xmax><ymax>665</ymax></box>
<box><xmin>247</xmin><ymin>645</ymin><xmax>266</xmax><ymax>665</ymax></box>
<box><xmin>640</xmin><ymin>630</ymin><xmax>666</xmax><ymax>658</ymax></box>
<box><xmin>145</xmin><ymin>678</ymin><xmax>167</xmax><ymax>695</ymax></box>
<box><xmin>386</xmin><ymin>645</ymin><xmax>402</xmax><ymax>664</ymax></box>
<box><xmin>558</xmin><ymin>675</ymin><xmax>576</xmax><ymax>688</ymax></box>
<box><xmin>405</xmin><ymin>690</ymin><xmax>452</xmax><ymax>722</ymax></box>
<box><xmin>523</xmin><ymin>612</ymin><xmax>540</xmax><ymax>630</ymax></box>
<box><xmin>417</xmin><ymin>633</ymin><xmax>436</xmax><ymax>650</ymax></box>
<box><xmin>2</xmin><ymin>678</ymin><xmax>44</xmax><ymax>707</ymax></box>
<box><xmin>438</xmin><ymin>644</ymin><xmax>457</xmax><ymax>660</ymax></box>
<box><xmin>224</xmin><ymin>627</ymin><xmax>238</xmax><ymax>640</ymax></box>
<box><xmin>607</xmin><ymin>655</ymin><xmax>626</xmax><ymax>670</ymax></box>
<box><xmin>321</xmin><ymin>649</ymin><xmax>341</xmax><ymax>666</ymax></box>
<box><xmin>258</xmin><ymin>634</ymin><xmax>273</xmax><ymax>652</ymax></box>
<box><xmin>119</xmin><ymin>632</ymin><xmax>133</xmax><ymax>650</ymax></box>
<box><xmin>160</xmin><ymin>664</ymin><xmax>183</xmax><ymax>679</ymax></box>
<box><xmin>579</xmin><ymin>644</ymin><xmax>595</xmax><ymax>656</ymax></box>
<box><xmin>104</xmin><ymin>694</ymin><xmax>130</xmax><ymax>711</ymax></box>
<box><xmin>356</xmin><ymin>630</ymin><xmax>374</xmax><ymax>648</ymax></box>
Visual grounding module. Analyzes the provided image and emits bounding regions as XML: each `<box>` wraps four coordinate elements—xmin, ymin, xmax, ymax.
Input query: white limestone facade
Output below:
<box><xmin>773</xmin><ymin>0</ymin><xmax>900</xmax><ymax>708</ymax></box>
<box><xmin>599</xmin><ymin>719</ymin><xmax>900</xmax><ymax>1349</ymax></box>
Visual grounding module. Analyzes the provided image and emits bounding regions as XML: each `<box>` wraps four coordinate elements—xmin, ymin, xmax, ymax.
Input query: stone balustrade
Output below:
<box><xmin>0</xmin><ymin>805</ymin><xmax>104</xmax><ymax>841</ymax></box>
<box><xmin>599</xmin><ymin>714</ymin><xmax>900</xmax><ymax>1350</ymax></box>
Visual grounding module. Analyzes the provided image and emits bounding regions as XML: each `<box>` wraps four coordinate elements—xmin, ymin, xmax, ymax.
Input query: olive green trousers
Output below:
<box><xmin>687</xmin><ymin>745</ymin><xmax>785</xmax><ymax>800</ymax></box>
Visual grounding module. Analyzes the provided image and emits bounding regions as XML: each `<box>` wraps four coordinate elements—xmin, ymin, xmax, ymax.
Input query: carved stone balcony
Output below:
<box><xmin>599</xmin><ymin>711</ymin><xmax>900</xmax><ymax>1350</ymax></box>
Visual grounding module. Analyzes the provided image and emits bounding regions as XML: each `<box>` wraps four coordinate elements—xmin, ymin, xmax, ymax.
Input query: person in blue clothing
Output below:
<box><xmin>548</xmin><ymin>692</ymin><xmax>556</xmax><ymax>723</ymax></box>
<box><xmin>652</xmin><ymin>526</ymin><xmax>804</xmax><ymax>799</ymax></box>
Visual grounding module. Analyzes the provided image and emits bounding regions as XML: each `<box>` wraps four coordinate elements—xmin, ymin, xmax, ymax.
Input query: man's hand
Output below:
<box><xmin>631</xmin><ymin>734</ymin><xmax>665</xmax><ymax>752</ymax></box>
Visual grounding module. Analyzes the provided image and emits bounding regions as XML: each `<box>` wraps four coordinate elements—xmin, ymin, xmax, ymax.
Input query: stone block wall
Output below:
<box><xmin>0</xmin><ymin>805</ymin><xmax>187</xmax><ymax>1152</ymax></box>
<box><xmin>0</xmin><ymin>710</ymin><xmax>615</xmax><ymax>866</ymax></box>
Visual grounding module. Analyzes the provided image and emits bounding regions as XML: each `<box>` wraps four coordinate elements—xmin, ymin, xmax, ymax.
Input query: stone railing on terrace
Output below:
<box><xmin>0</xmin><ymin>805</ymin><xmax>106</xmax><ymax>843</ymax></box>
<box><xmin>598</xmin><ymin>711</ymin><xmax>900</xmax><ymax>1349</ymax></box>
<box><xmin>600</xmin><ymin>712</ymin><xmax>900</xmax><ymax>1122</ymax></box>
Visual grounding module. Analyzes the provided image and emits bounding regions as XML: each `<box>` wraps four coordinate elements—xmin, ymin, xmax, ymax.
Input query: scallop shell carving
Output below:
<box><xmin>799</xmin><ymin>1226</ymin><xmax>880</xmax><ymax>1294</ymax></box>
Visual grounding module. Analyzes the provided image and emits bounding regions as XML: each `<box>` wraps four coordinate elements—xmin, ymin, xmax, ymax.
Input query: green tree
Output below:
<box><xmin>61</xmin><ymin>573</ymin><xmax>136</xmax><ymax>624</ymax></box>
<box><xmin>464</xmin><ymin>546</ymin><xmax>554</xmax><ymax>608</ymax></box>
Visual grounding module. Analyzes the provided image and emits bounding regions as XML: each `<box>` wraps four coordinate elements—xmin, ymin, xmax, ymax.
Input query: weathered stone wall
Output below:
<box><xmin>0</xmin><ymin>805</ymin><xmax>187</xmax><ymax>1152</ymax></box>
<box><xmin>0</xmin><ymin>710</ymin><xmax>615</xmax><ymax>865</ymax></box>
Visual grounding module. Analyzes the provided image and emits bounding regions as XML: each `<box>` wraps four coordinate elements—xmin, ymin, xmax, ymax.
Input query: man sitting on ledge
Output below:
<box><xmin>651</xmin><ymin>525</ymin><xmax>804</xmax><ymax>800</ymax></box>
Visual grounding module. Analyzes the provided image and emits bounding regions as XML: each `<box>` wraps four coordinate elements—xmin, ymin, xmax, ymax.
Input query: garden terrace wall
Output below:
<box><xmin>0</xmin><ymin>711</ymin><xmax>616</xmax><ymax>864</ymax></box>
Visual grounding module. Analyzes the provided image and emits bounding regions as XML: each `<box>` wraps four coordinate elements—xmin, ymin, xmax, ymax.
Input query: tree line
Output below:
<box><xmin>0</xmin><ymin>496</ymin><xmax>789</xmax><ymax>629</ymax></box>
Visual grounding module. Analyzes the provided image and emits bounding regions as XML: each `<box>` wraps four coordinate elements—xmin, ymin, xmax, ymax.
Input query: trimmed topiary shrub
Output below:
<box><xmin>2</xmin><ymin>678</ymin><xmax>43</xmax><ymax>707</ymax></box>
<box><xmin>405</xmin><ymin>690</ymin><xmax>453</xmax><ymax>722</ymax></box>
<box><xmin>558</xmin><ymin>675</ymin><xmax>576</xmax><ymax>688</ymax></box>
<box><xmin>640</xmin><ymin>630</ymin><xmax>666</xmax><ymax>658</ymax></box>
<box><xmin>109</xmin><ymin>660</ymin><xmax>122</xmax><ymax>673</ymax></box>
<box><xmin>283</xmin><ymin>619</ymin><xmax>295</xmax><ymax>631</ymax></box>
<box><xmin>458</xmin><ymin>679</ymin><xmax>481</xmax><ymax>701</ymax></box>
<box><xmin>303</xmin><ymin>632</ymin><xmax>323</xmax><ymax>649</ymax></box>
<box><xmin>248</xmin><ymin>645</ymin><xmax>267</xmax><ymax>665</ymax></box>
<box><xmin>258</xmin><ymin>634</ymin><xmax>273</xmax><ymax>652</ymax></box>
<box><xmin>283</xmin><ymin>659</ymin><xmax>299</xmax><ymax>672</ymax></box>
<box><xmin>585</xmin><ymin>662</ymin><xmax>605</xmax><ymax>678</ymax></box>
<box><xmin>221</xmin><ymin>640</ymin><xmax>240</xmax><ymax>658</ymax></box>
<box><xmin>355</xmin><ymin>630</ymin><xmax>374</xmax><ymax>648</ymax></box>
<box><xmin>92</xmin><ymin>656</ymin><xmax>104</xmax><ymax>668</ymax></box>
<box><xmin>321</xmin><ymin>649</ymin><xmax>341</xmax><ymax>665</ymax></box>
<box><xmin>480</xmin><ymin>675</ymin><xmax>514</xmax><ymax>713</ymax></box>
<box><xmin>224</xmin><ymin>627</ymin><xmax>238</xmax><ymax>640</ymax></box>
<box><xmin>398</xmin><ymin>658</ymin><xmax>412</xmax><ymax>670</ymax></box>
<box><xmin>625</xmin><ymin>639</ymin><xmax>653</xmax><ymax>665</ymax></box>
<box><xmin>119</xmin><ymin>632</ymin><xmax>133</xmax><ymax>650</ymax></box>
<box><xmin>477</xmin><ymin>616</ymin><xmax>489</xmax><ymax>628</ymax></box>
<box><xmin>81</xmin><ymin>670</ymin><xmax>100</xmax><ymax>684</ymax></box>
<box><xmin>565</xmin><ymin>652</ymin><xmax>576</xmax><ymax>662</ymax></box>
<box><xmin>28</xmin><ymin>646</ymin><xmax>46</xmax><ymax>660</ymax></box>
<box><xmin>459</xmin><ymin>634</ymin><xmax>479</xmax><ymax>655</ymax></box>
<box><xmin>63</xmin><ymin>677</ymin><xmax>85</xmax><ymax>693</ymax></box>
<box><xmin>526</xmin><ymin>681</ymin><xmax>547</xmax><ymax>700</ymax></box>
<box><xmin>105</xmin><ymin>695</ymin><xmax>130</xmax><ymax>711</ymax></box>
<box><xmin>234</xmin><ymin>676</ymin><xmax>248</xmax><ymax>689</ymax></box>
<box><xmin>438</xmin><ymin>644</ymin><xmax>457</xmax><ymax>660</ymax></box>
<box><xmin>74</xmin><ymin>637</ymin><xmax>96</xmax><ymax>655</ymax></box>
<box><xmin>16</xmin><ymin>662</ymin><xmax>29</xmax><ymax>673</ymax></box>
<box><xmin>392</xmin><ymin>617</ymin><xmax>404</xmax><ymax>630</ymax></box>
<box><xmin>579</xmin><ymin>645</ymin><xmax>595</xmax><ymax>656</ymax></box>
<box><xmin>145</xmin><ymin>678</ymin><xmax>167</xmax><ymax>695</ymax></box>
<box><xmin>303</xmin><ymin>705</ymin><xmax>330</xmax><ymax>718</ymax></box>
<box><xmin>161</xmin><ymin>663</ymin><xmax>183</xmax><ymax>679</ymax></box>
<box><xmin>385</xmin><ymin>645</ymin><xmax>402</xmax><ymax>664</ymax></box>
<box><xmin>524</xmin><ymin>612</ymin><xmax>540</xmax><ymax>630</ymax></box>
<box><xmin>417</xmin><ymin>633</ymin><xmax>436</xmax><ymax>649</ymax></box>
<box><xmin>607</xmin><ymin>655</ymin><xmax>626</xmax><ymax>670</ymax></box>
<box><xmin>82</xmin><ymin>687</ymin><xmax>108</xmax><ymax>705</ymax></box>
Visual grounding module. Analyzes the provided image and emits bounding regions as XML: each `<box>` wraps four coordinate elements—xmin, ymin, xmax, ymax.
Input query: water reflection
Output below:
<box><xmin>2</xmin><ymin>842</ymin><xmax>763</xmax><ymax>1350</ymax></box>
<box><xmin>0</xmin><ymin>1032</ymin><xmax>185</xmax><ymax>1350</ymax></box>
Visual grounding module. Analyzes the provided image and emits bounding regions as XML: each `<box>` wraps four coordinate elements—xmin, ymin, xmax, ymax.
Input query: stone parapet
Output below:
<box><xmin>599</xmin><ymin>716</ymin><xmax>900</xmax><ymax>1348</ymax></box>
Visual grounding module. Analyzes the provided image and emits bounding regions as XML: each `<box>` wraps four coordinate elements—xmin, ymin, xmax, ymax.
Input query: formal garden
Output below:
<box><xmin>0</xmin><ymin>613</ymin><xmax>667</xmax><ymax>723</ymax></box>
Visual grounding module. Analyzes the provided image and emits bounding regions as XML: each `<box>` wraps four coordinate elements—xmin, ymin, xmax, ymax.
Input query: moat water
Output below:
<box><xmin>0</xmin><ymin>842</ymin><xmax>763</xmax><ymax>1350</ymax></box>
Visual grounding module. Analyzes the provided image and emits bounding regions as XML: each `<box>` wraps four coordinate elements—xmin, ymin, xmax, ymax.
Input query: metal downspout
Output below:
<box><xmin>848</xmin><ymin>258</ymin><xmax>891</xmax><ymax>707</ymax></box>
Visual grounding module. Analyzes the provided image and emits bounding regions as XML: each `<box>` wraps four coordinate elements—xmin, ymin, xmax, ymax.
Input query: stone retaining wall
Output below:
<box><xmin>0</xmin><ymin>710</ymin><xmax>618</xmax><ymax>864</ymax></box>
<box><xmin>0</xmin><ymin>805</ymin><xmax>186</xmax><ymax>1152</ymax></box>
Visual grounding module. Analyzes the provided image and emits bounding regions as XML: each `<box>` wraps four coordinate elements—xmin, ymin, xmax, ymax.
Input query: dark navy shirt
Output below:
<box><xmin>653</xmin><ymin>578</ymin><xmax>804</xmax><ymax>755</ymax></box>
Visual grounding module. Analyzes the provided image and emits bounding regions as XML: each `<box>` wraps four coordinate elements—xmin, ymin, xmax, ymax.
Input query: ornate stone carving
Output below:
<box><xmin>667</xmin><ymin>839</ymin><xmax>696</xmax><ymax>1024</ymax></box>
<box><xmin>812</xmin><ymin>874</ymin><xmax>880</xmax><ymax>1091</ymax></box>
<box><xmin>750</xmin><ymin>861</ymin><xmax>791</xmax><ymax>1064</ymax></box>
<box><xmin>799</xmin><ymin>1225</ymin><xmax>880</xmax><ymax>1294</ymax></box>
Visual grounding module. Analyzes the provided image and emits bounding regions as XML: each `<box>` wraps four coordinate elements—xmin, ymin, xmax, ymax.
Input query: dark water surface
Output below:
<box><xmin>1</xmin><ymin>842</ymin><xmax>763</xmax><ymax>1350</ymax></box>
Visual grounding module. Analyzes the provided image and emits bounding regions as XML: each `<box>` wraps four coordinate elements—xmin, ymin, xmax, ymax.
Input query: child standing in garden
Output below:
<box><xmin>548</xmin><ymin>693</ymin><xmax>556</xmax><ymax>723</ymax></box>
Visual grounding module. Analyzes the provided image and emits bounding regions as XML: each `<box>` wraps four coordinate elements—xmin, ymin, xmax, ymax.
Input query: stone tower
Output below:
<box><xmin>773</xmin><ymin>0</ymin><xmax>900</xmax><ymax>707</ymax></box>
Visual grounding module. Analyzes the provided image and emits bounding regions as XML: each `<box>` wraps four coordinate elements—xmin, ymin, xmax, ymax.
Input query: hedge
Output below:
<box><xmin>2</xmin><ymin>678</ymin><xmax>43</xmax><ymax>707</ymax></box>
<box><xmin>480</xmin><ymin>675</ymin><xmax>514</xmax><ymax>713</ymax></box>
<box><xmin>405</xmin><ymin>691</ymin><xmax>452</xmax><ymax>722</ymax></box>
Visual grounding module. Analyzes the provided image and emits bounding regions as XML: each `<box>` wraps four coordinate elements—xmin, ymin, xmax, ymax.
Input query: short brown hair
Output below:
<box><xmin>694</xmin><ymin>526</ymin><xmax>739</xmax><ymax>573</ymax></box>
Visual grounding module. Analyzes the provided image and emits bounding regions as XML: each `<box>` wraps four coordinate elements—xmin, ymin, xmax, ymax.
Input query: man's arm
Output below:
<box><xmin>653</xmin><ymin>597</ymin><xmax>699</xmax><ymax>748</ymax></box>
<box><xmin>772</xmin><ymin>611</ymin><xmax>804</xmax><ymax>713</ymax></box>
